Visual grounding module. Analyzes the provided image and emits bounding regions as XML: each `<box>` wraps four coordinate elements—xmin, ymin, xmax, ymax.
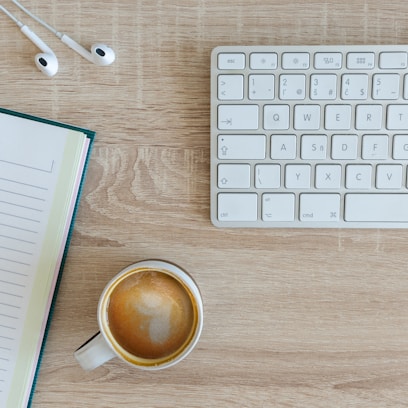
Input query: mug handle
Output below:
<box><xmin>74</xmin><ymin>332</ymin><xmax>117</xmax><ymax>371</ymax></box>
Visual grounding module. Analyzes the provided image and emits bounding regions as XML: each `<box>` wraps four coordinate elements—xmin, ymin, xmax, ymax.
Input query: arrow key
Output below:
<box><xmin>218</xmin><ymin>164</ymin><xmax>251</xmax><ymax>188</ymax></box>
<box><xmin>217</xmin><ymin>135</ymin><xmax>266</xmax><ymax>159</ymax></box>
<box><xmin>218</xmin><ymin>105</ymin><xmax>259</xmax><ymax>130</ymax></box>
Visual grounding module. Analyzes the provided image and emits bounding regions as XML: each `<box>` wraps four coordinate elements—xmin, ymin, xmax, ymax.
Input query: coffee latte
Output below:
<box><xmin>106</xmin><ymin>268</ymin><xmax>196</xmax><ymax>361</ymax></box>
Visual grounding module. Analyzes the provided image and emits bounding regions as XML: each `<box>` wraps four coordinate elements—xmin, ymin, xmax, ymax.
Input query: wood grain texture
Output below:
<box><xmin>2</xmin><ymin>0</ymin><xmax>408</xmax><ymax>406</ymax></box>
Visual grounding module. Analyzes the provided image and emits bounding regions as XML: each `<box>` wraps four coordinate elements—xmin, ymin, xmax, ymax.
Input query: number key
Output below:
<box><xmin>372</xmin><ymin>74</ymin><xmax>400</xmax><ymax>100</ymax></box>
<box><xmin>280</xmin><ymin>74</ymin><xmax>306</xmax><ymax>100</ymax></box>
<box><xmin>310</xmin><ymin>74</ymin><xmax>337</xmax><ymax>99</ymax></box>
<box><xmin>341</xmin><ymin>74</ymin><xmax>368</xmax><ymax>100</ymax></box>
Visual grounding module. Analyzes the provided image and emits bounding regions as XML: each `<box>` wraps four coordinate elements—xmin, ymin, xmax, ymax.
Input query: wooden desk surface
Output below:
<box><xmin>2</xmin><ymin>0</ymin><xmax>408</xmax><ymax>406</ymax></box>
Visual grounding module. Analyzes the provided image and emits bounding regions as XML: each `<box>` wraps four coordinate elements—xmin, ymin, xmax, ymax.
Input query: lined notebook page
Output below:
<box><xmin>0</xmin><ymin>112</ymin><xmax>89</xmax><ymax>407</ymax></box>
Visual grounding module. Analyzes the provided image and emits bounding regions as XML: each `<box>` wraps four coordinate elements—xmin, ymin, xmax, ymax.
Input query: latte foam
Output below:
<box><xmin>107</xmin><ymin>269</ymin><xmax>195</xmax><ymax>360</ymax></box>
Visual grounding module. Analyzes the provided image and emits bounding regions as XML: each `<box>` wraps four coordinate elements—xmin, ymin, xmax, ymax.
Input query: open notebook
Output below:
<box><xmin>0</xmin><ymin>108</ymin><xmax>95</xmax><ymax>407</ymax></box>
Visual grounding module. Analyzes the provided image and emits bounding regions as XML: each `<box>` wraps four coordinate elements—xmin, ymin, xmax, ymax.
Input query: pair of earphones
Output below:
<box><xmin>1</xmin><ymin>0</ymin><xmax>115</xmax><ymax>77</ymax></box>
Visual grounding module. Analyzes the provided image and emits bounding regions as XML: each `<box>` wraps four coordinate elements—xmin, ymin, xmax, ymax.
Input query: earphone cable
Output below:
<box><xmin>11</xmin><ymin>0</ymin><xmax>63</xmax><ymax>38</ymax></box>
<box><xmin>0</xmin><ymin>5</ymin><xmax>23</xmax><ymax>27</ymax></box>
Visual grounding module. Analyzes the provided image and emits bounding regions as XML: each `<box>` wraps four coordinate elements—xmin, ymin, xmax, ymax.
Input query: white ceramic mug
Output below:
<box><xmin>74</xmin><ymin>260</ymin><xmax>203</xmax><ymax>371</ymax></box>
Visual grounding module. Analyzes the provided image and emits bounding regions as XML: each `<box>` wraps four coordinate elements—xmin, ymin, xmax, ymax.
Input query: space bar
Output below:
<box><xmin>345</xmin><ymin>194</ymin><xmax>408</xmax><ymax>222</ymax></box>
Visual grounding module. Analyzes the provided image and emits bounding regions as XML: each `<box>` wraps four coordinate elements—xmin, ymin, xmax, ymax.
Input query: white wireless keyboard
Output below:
<box><xmin>211</xmin><ymin>45</ymin><xmax>408</xmax><ymax>228</ymax></box>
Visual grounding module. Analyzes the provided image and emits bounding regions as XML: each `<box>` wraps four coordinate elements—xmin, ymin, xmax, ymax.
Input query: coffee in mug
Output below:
<box><xmin>74</xmin><ymin>260</ymin><xmax>203</xmax><ymax>371</ymax></box>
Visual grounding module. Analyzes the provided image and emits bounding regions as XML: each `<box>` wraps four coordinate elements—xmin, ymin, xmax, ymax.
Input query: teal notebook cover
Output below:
<box><xmin>0</xmin><ymin>107</ymin><xmax>95</xmax><ymax>407</ymax></box>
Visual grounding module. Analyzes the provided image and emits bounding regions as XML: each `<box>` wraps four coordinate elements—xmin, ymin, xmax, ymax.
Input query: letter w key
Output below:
<box><xmin>294</xmin><ymin>105</ymin><xmax>321</xmax><ymax>130</ymax></box>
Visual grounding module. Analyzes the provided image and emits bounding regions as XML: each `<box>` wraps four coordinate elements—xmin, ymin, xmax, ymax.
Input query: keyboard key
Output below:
<box><xmin>294</xmin><ymin>105</ymin><xmax>321</xmax><ymax>130</ymax></box>
<box><xmin>301</xmin><ymin>135</ymin><xmax>327</xmax><ymax>159</ymax></box>
<box><xmin>282</xmin><ymin>52</ymin><xmax>310</xmax><ymax>69</ymax></box>
<box><xmin>372</xmin><ymin>74</ymin><xmax>400</xmax><ymax>99</ymax></box>
<box><xmin>346</xmin><ymin>52</ymin><xmax>375</xmax><ymax>69</ymax></box>
<box><xmin>271</xmin><ymin>135</ymin><xmax>297</xmax><ymax>159</ymax></box>
<box><xmin>362</xmin><ymin>135</ymin><xmax>389</xmax><ymax>159</ymax></box>
<box><xmin>314</xmin><ymin>52</ymin><xmax>342</xmax><ymax>69</ymax></box>
<box><xmin>310</xmin><ymin>74</ymin><xmax>337</xmax><ymax>99</ymax></box>
<box><xmin>345</xmin><ymin>194</ymin><xmax>408</xmax><ymax>222</ymax></box>
<box><xmin>325</xmin><ymin>105</ymin><xmax>352</xmax><ymax>130</ymax></box>
<box><xmin>387</xmin><ymin>105</ymin><xmax>408</xmax><ymax>129</ymax></box>
<box><xmin>346</xmin><ymin>165</ymin><xmax>372</xmax><ymax>189</ymax></box>
<box><xmin>299</xmin><ymin>193</ymin><xmax>340</xmax><ymax>222</ymax></box>
<box><xmin>264</xmin><ymin>105</ymin><xmax>290</xmax><ymax>130</ymax></box>
<box><xmin>341</xmin><ymin>74</ymin><xmax>368</xmax><ymax>99</ymax></box>
<box><xmin>218</xmin><ymin>53</ymin><xmax>245</xmax><ymax>69</ymax></box>
<box><xmin>355</xmin><ymin>104</ymin><xmax>383</xmax><ymax>130</ymax></box>
<box><xmin>379</xmin><ymin>52</ymin><xmax>408</xmax><ymax>69</ymax></box>
<box><xmin>331</xmin><ymin>134</ymin><xmax>358</xmax><ymax>159</ymax></box>
<box><xmin>315</xmin><ymin>164</ymin><xmax>342</xmax><ymax>189</ymax></box>
<box><xmin>248</xmin><ymin>74</ymin><xmax>275</xmax><ymax>100</ymax></box>
<box><xmin>255</xmin><ymin>164</ymin><xmax>281</xmax><ymax>188</ymax></box>
<box><xmin>404</xmin><ymin>74</ymin><xmax>408</xmax><ymax>99</ymax></box>
<box><xmin>218</xmin><ymin>135</ymin><xmax>266</xmax><ymax>160</ymax></box>
<box><xmin>218</xmin><ymin>75</ymin><xmax>244</xmax><ymax>100</ymax></box>
<box><xmin>218</xmin><ymin>105</ymin><xmax>259</xmax><ymax>130</ymax></box>
<box><xmin>393</xmin><ymin>135</ymin><xmax>408</xmax><ymax>159</ymax></box>
<box><xmin>376</xmin><ymin>165</ymin><xmax>402</xmax><ymax>189</ymax></box>
<box><xmin>218</xmin><ymin>193</ymin><xmax>258</xmax><ymax>221</ymax></box>
<box><xmin>262</xmin><ymin>193</ymin><xmax>295</xmax><ymax>221</ymax></box>
<box><xmin>280</xmin><ymin>74</ymin><xmax>306</xmax><ymax>100</ymax></box>
<box><xmin>218</xmin><ymin>164</ymin><xmax>251</xmax><ymax>188</ymax></box>
<box><xmin>250</xmin><ymin>53</ymin><xmax>278</xmax><ymax>69</ymax></box>
<box><xmin>285</xmin><ymin>164</ymin><xmax>311</xmax><ymax>188</ymax></box>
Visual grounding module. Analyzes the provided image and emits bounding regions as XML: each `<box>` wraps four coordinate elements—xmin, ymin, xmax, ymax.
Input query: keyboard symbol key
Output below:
<box><xmin>218</xmin><ymin>75</ymin><xmax>244</xmax><ymax>100</ymax></box>
<box><xmin>282</xmin><ymin>52</ymin><xmax>310</xmax><ymax>69</ymax></box>
<box><xmin>250</xmin><ymin>53</ymin><xmax>278</xmax><ymax>69</ymax></box>
<box><xmin>262</xmin><ymin>194</ymin><xmax>295</xmax><ymax>221</ymax></box>
<box><xmin>217</xmin><ymin>164</ymin><xmax>250</xmax><ymax>189</ymax></box>
<box><xmin>346</xmin><ymin>52</ymin><xmax>375</xmax><ymax>69</ymax></box>
<box><xmin>300</xmin><ymin>194</ymin><xmax>340</xmax><ymax>222</ymax></box>
<box><xmin>314</xmin><ymin>52</ymin><xmax>342</xmax><ymax>69</ymax></box>
<box><xmin>218</xmin><ymin>105</ymin><xmax>259</xmax><ymax>130</ymax></box>
<box><xmin>217</xmin><ymin>135</ymin><xmax>266</xmax><ymax>160</ymax></box>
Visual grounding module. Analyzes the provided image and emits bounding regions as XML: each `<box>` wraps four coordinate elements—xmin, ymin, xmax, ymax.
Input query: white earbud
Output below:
<box><xmin>21</xmin><ymin>25</ymin><xmax>59</xmax><ymax>76</ymax></box>
<box><xmin>60</xmin><ymin>35</ymin><xmax>116</xmax><ymax>66</ymax></box>
<box><xmin>0</xmin><ymin>5</ymin><xmax>58</xmax><ymax>77</ymax></box>
<box><xmin>12</xmin><ymin>0</ymin><xmax>115</xmax><ymax>66</ymax></box>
